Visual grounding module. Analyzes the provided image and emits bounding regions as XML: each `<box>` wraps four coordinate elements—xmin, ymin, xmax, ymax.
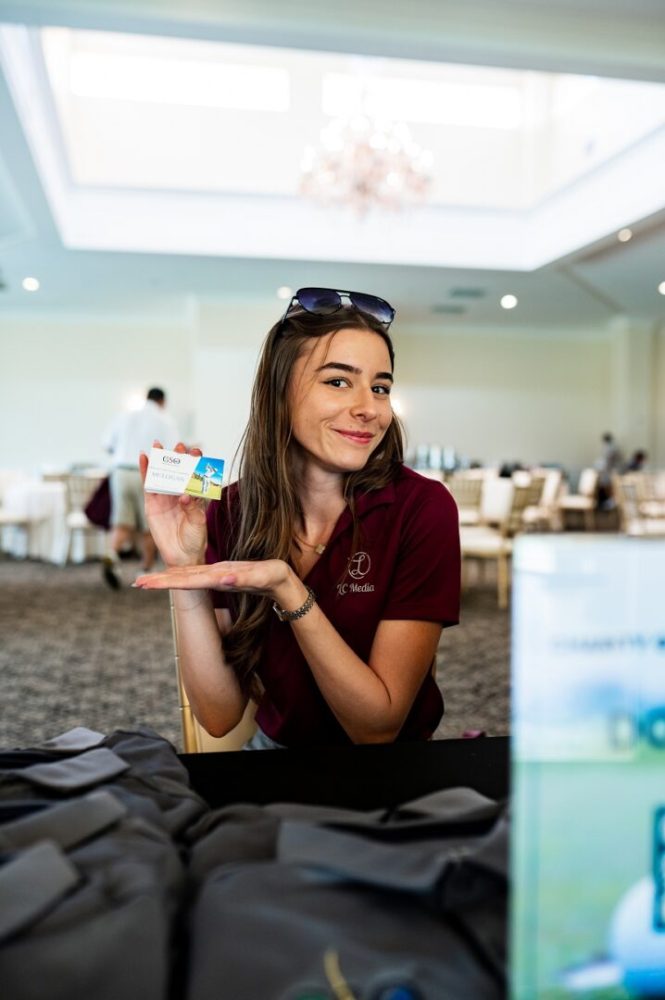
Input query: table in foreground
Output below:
<box><xmin>181</xmin><ymin>735</ymin><xmax>509</xmax><ymax>810</ymax></box>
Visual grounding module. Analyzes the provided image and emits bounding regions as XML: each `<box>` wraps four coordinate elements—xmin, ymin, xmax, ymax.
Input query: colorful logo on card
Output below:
<box><xmin>185</xmin><ymin>457</ymin><xmax>225</xmax><ymax>500</ymax></box>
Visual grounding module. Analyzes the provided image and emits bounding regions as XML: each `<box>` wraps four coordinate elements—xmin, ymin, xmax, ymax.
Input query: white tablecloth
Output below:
<box><xmin>0</xmin><ymin>480</ymin><xmax>106</xmax><ymax>564</ymax></box>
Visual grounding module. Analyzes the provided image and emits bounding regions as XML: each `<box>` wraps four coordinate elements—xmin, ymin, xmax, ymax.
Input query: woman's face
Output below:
<box><xmin>287</xmin><ymin>326</ymin><xmax>394</xmax><ymax>476</ymax></box>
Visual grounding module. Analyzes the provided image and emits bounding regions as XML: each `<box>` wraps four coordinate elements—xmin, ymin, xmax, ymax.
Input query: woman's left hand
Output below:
<box><xmin>134</xmin><ymin>559</ymin><xmax>292</xmax><ymax>600</ymax></box>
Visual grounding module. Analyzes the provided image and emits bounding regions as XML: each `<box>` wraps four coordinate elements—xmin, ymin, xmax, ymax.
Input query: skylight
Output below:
<box><xmin>69</xmin><ymin>52</ymin><xmax>289</xmax><ymax>112</ymax></box>
<box><xmin>322</xmin><ymin>73</ymin><xmax>524</xmax><ymax>129</ymax></box>
<box><xmin>46</xmin><ymin>30</ymin><xmax>290</xmax><ymax>113</ymax></box>
<box><xmin>1</xmin><ymin>19</ymin><xmax>659</xmax><ymax>269</ymax></box>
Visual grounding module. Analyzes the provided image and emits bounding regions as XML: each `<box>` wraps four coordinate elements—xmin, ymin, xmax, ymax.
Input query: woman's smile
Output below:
<box><xmin>334</xmin><ymin>428</ymin><xmax>375</xmax><ymax>445</ymax></box>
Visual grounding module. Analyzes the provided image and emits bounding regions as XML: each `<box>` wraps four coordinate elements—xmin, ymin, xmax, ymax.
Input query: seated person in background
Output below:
<box><xmin>135</xmin><ymin>289</ymin><xmax>460</xmax><ymax>748</ymax></box>
<box><xmin>622</xmin><ymin>449</ymin><xmax>647</xmax><ymax>473</ymax></box>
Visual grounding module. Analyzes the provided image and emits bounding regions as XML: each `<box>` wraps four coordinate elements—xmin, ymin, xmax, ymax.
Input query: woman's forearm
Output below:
<box><xmin>171</xmin><ymin>589</ymin><xmax>247</xmax><ymax>737</ymax></box>
<box><xmin>273</xmin><ymin>575</ymin><xmax>406</xmax><ymax>742</ymax></box>
<box><xmin>292</xmin><ymin>605</ymin><xmax>400</xmax><ymax>742</ymax></box>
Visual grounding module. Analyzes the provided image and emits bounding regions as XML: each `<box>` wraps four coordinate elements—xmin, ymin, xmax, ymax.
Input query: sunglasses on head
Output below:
<box><xmin>280</xmin><ymin>287</ymin><xmax>396</xmax><ymax>330</ymax></box>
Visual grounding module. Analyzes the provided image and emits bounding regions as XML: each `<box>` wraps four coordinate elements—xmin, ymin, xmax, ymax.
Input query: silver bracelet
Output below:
<box><xmin>272</xmin><ymin>586</ymin><xmax>316</xmax><ymax>622</ymax></box>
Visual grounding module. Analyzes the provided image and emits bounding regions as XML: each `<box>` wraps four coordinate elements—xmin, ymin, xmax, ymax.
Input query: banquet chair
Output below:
<box><xmin>60</xmin><ymin>472</ymin><xmax>107</xmax><ymax>565</ymax></box>
<box><xmin>506</xmin><ymin>474</ymin><xmax>545</xmax><ymax>534</ymax></box>
<box><xmin>445</xmin><ymin>474</ymin><xmax>483</xmax><ymax>526</ymax></box>
<box><xmin>653</xmin><ymin>472</ymin><xmax>665</xmax><ymax>506</ymax></box>
<box><xmin>169</xmin><ymin>594</ymin><xmax>257</xmax><ymax>752</ymax></box>
<box><xmin>613</xmin><ymin>475</ymin><xmax>665</xmax><ymax>537</ymax></box>
<box><xmin>0</xmin><ymin>508</ymin><xmax>32</xmax><ymax>558</ymax></box>
<box><xmin>631</xmin><ymin>472</ymin><xmax>665</xmax><ymax>519</ymax></box>
<box><xmin>0</xmin><ymin>471</ymin><xmax>44</xmax><ymax>559</ymax></box>
<box><xmin>41</xmin><ymin>472</ymin><xmax>69</xmax><ymax>484</ymax></box>
<box><xmin>521</xmin><ymin>469</ymin><xmax>564</xmax><ymax>531</ymax></box>
<box><xmin>558</xmin><ymin>467</ymin><xmax>599</xmax><ymax>530</ymax></box>
<box><xmin>460</xmin><ymin>479</ymin><xmax>538</xmax><ymax>609</ymax></box>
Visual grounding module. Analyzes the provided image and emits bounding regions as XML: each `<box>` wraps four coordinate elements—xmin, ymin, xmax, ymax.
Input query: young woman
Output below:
<box><xmin>135</xmin><ymin>288</ymin><xmax>460</xmax><ymax>747</ymax></box>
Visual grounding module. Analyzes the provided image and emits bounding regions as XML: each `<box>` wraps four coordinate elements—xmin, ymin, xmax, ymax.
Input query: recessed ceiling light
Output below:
<box><xmin>22</xmin><ymin>276</ymin><xmax>40</xmax><ymax>292</ymax></box>
<box><xmin>658</xmin><ymin>281</ymin><xmax>665</xmax><ymax>296</ymax></box>
<box><xmin>500</xmin><ymin>294</ymin><xmax>518</xmax><ymax>310</ymax></box>
<box><xmin>277</xmin><ymin>286</ymin><xmax>293</xmax><ymax>300</ymax></box>
<box><xmin>617</xmin><ymin>228</ymin><xmax>633</xmax><ymax>242</ymax></box>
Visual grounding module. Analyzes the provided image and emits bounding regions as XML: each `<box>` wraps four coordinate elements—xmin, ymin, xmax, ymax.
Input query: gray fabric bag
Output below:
<box><xmin>0</xmin><ymin>727</ymin><xmax>208</xmax><ymax>1000</ymax></box>
<box><xmin>185</xmin><ymin>788</ymin><xmax>508</xmax><ymax>1000</ymax></box>
<box><xmin>0</xmin><ymin>789</ymin><xmax>184</xmax><ymax>1000</ymax></box>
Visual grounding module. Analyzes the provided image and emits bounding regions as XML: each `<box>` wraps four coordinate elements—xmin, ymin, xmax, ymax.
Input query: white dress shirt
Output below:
<box><xmin>103</xmin><ymin>400</ymin><xmax>179</xmax><ymax>467</ymax></box>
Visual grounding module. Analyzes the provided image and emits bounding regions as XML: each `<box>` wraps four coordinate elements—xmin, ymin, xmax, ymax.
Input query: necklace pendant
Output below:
<box><xmin>314</xmin><ymin>543</ymin><xmax>326</xmax><ymax>555</ymax></box>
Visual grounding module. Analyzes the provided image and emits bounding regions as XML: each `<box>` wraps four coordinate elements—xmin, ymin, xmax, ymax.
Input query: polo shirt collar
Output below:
<box><xmin>354</xmin><ymin>478</ymin><xmax>396</xmax><ymax>516</ymax></box>
<box><xmin>328</xmin><ymin>477</ymin><xmax>397</xmax><ymax>547</ymax></box>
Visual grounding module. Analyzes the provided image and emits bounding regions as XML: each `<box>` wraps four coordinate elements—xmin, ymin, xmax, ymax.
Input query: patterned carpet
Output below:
<box><xmin>0</xmin><ymin>557</ymin><xmax>509</xmax><ymax>750</ymax></box>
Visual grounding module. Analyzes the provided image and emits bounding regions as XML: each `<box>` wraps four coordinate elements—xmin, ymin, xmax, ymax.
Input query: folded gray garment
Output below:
<box><xmin>0</xmin><ymin>789</ymin><xmax>185</xmax><ymax>1000</ymax></box>
<box><xmin>0</xmin><ymin>727</ymin><xmax>208</xmax><ymax>839</ymax></box>
<box><xmin>185</xmin><ymin>788</ymin><xmax>507</xmax><ymax>1000</ymax></box>
<box><xmin>0</xmin><ymin>790</ymin><xmax>127</xmax><ymax>852</ymax></box>
<box><xmin>32</xmin><ymin>727</ymin><xmax>107</xmax><ymax>754</ymax></box>
<box><xmin>186</xmin><ymin>785</ymin><xmax>504</xmax><ymax>878</ymax></box>
<box><xmin>0</xmin><ymin>841</ymin><xmax>80</xmax><ymax>942</ymax></box>
<box><xmin>4</xmin><ymin>748</ymin><xmax>130</xmax><ymax>791</ymax></box>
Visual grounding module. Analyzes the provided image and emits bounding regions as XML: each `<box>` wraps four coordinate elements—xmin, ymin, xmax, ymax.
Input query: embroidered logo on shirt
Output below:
<box><xmin>337</xmin><ymin>551</ymin><xmax>375</xmax><ymax>596</ymax></box>
<box><xmin>348</xmin><ymin>551</ymin><xmax>371</xmax><ymax>579</ymax></box>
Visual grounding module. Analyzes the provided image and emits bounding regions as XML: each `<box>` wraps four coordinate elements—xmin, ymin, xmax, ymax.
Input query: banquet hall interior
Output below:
<box><xmin>1</xmin><ymin>0</ymin><xmax>665</xmax><ymax>751</ymax></box>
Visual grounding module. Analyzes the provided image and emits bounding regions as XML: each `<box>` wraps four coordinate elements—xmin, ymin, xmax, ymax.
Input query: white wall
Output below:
<box><xmin>2</xmin><ymin>303</ymin><xmax>661</xmax><ymax>482</ymax></box>
<box><xmin>190</xmin><ymin>300</ymin><xmax>276</xmax><ymax>478</ymax></box>
<box><xmin>0</xmin><ymin>312</ymin><xmax>194</xmax><ymax>474</ymax></box>
<box><xmin>394</xmin><ymin>324</ymin><xmax>613</xmax><ymax>470</ymax></box>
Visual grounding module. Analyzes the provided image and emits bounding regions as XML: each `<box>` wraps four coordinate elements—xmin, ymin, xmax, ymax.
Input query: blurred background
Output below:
<box><xmin>1</xmin><ymin>0</ymin><xmax>664</xmax><ymax>747</ymax></box>
<box><xmin>0</xmin><ymin>0</ymin><xmax>664</xmax><ymax>477</ymax></box>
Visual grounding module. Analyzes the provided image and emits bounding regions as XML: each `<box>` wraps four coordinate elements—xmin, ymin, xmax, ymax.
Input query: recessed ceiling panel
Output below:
<box><xmin>38</xmin><ymin>26</ymin><xmax>665</xmax><ymax>209</ymax></box>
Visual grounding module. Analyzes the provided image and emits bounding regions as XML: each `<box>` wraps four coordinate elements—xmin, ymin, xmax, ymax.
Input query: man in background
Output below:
<box><xmin>102</xmin><ymin>387</ymin><xmax>178</xmax><ymax>589</ymax></box>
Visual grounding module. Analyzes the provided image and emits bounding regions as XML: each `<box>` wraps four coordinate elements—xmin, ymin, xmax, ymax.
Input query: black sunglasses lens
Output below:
<box><xmin>350</xmin><ymin>292</ymin><xmax>395</xmax><ymax>326</ymax></box>
<box><xmin>296</xmin><ymin>288</ymin><xmax>342</xmax><ymax>315</ymax></box>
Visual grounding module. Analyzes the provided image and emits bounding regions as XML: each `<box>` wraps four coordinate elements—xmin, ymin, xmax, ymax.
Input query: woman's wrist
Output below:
<box><xmin>271</xmin><ymin>566</ymin><xmax>309</xmax><ymax>615</ymax></box>
<box><xmin>172</xmin><ymin>588</ymin><xmax>212</xmax><ymax>612</ymax></box>
<box><xmin>164</xmin><ymin>547</ymin><xmax>206</xmax><ymax>569</ymax></box>
<box><xmin>273</xmin><ymin>585</ymin><xmax>316</xmax><ymax>622</ymax></box>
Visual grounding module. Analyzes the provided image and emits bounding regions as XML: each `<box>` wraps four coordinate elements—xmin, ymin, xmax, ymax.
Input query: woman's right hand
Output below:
<box><xmin>139</xmin><ymin>441</ymin><xmax>208</xmax><ymax>568</ymax></box>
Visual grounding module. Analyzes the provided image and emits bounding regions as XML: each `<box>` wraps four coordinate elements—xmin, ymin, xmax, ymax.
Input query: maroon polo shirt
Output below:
<box><xmin>205</xmin><ymin>465</ymin><xmax>460</xmax><ymax>746</ymax></box>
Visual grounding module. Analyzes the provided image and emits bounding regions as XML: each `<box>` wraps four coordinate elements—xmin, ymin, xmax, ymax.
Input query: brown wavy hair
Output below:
<box><xmin>222</xmin><ymin>306</ymin><xmax>404</xmax><ymax>695</ymax></box>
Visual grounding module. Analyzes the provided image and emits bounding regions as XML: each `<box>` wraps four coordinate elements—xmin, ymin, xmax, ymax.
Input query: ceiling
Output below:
<box><xmin>0</xmin><ymin>0</ymin><xmax>664</xmax><ymax>328</ymax></box>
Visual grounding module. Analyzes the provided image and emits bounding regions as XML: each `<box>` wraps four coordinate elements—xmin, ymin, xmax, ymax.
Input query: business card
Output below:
<box><xmin>144</xmin><ymin>448</ymin><xmax>225</xmax><ymax>500</ymax></box>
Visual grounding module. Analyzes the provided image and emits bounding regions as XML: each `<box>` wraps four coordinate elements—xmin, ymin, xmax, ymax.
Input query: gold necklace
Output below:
<box><xmin>294</xmin><ymin>534</ymin><xmax>328</xmax><ymax>555</ymax></box>
<box><xmin>295</xmin><ymin>509</ymin><xmax>343</xmax><ymax>557</ymax></box>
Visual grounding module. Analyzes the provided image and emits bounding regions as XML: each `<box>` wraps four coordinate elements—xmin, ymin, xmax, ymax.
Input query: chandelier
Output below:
<box><xmin>300</xmin><ymin>115</ymin><xmax>433</xmax><ymax>216</ymax></box>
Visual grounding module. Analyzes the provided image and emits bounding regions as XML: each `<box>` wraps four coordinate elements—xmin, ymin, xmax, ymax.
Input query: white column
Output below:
<box><xmin>609</xmin><ymin>317</ymin><xmax>657</xmax><ymax>461</ymax></box>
